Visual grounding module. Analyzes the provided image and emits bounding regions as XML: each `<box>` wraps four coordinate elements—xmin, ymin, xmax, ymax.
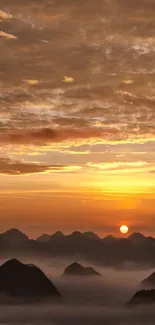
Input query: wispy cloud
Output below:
<box><xmin>0</xmin><ymin>30</ymin><xmax>17</xmax><ymax>39</ymax></box>
<box><xmin>23</xmin><ymin>80</ymin><xmax>41</xmax><ymax>85</ymax></box>
<box><xmin>62</xmin><ymin>76</ymin><xmax>74</xmax><ymax>83</ymax></box>
<box><xmin>0</xmin><ymin>9</ymin><xmax>12</xmax><ymax>20</ymax></box>
<box><xmin>0</xmin><ymin>157</ymin><xmax>81</xmax><ymax>175</ymax></box>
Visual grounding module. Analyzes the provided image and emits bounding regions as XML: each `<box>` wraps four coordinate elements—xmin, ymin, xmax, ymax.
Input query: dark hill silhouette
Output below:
<box><xmin>37</xmin><ymin>234</ymin><xmax>52</xmax><ymax>243</ymax></box>
<box><xmin>1</xmin><ymin>229</ymin><xmax>155</xmax><ymax>268</ymax></box>
<box><xmin>37</xmin><ymin>231</ymin><xmax>65</xmax><ymax>243</ymax></box>
<box><xmin>141</xmin><ymin>271</ymin><xmax>155</xmax><ymax>288</ymax></box>
<box><xmin>63</xmin><ymin>262</ymin><xmax>101</xmax><ymax>276</ymax></box>
<box><xmin>37</xmin><ymin>231</ymin><xmax>98</xmax><ymax>242</ymax></box>
<box><xmin>128</xmin><ymin>289</ymin><xmax>155</xmax><ymax>306</ymax></box>
<box><xmin>103</xmin><ymin>235</ymin><xmax>118</xmax><ymax>244</ymax></box>
<box><xmin>128</xmin><ymin>233</ymin><xmax>146</xmax><ymax>244</ymax></box>
<box><xmin>0</xmin><ymin>259</ymin><xmax>61</xmax><ymax>302</ymax></box>
<box><xmin>0</xmin><ymin>229</ymin><xmax>29</xmax><ymax>247</ymax></box>
<box><xmin>52</xmin><ymin>231</ymin><xmax>64</xmax><ymax>239</ymax></box>
<box><xmin>81</xmin><ymin>232</ymin><xmax>99</xmax><ymax>240</ymax></box>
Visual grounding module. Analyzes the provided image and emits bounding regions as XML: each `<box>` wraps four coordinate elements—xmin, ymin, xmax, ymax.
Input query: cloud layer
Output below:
<box><xmin>0</xmin><ymin>0</ymin><xmax>155</xmax><ymax>148</ymax></box>
<box><xmin>0</xmin><ymin>0</ymin><xmax>155</xmax><ymax>207</ymax></box>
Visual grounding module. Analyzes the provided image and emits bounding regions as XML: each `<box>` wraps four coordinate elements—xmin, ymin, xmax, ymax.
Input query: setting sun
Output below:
<box><xmin>120</xmin><ymin>225</ymin><xmax>129</xmax><ymax>234</ymax></box>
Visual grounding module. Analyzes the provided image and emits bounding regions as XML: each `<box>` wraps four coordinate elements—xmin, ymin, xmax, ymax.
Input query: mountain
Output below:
<box><xmin>141</xmin><ymin>271</ymin><xmax>155</xmax><ymax>288</ymax></box>
<box><xmin>128</xmin><ymin>233</ymin><xmax>146</xmax><ymax>244</ymax></box>
<box><xmin>0</xmin><ymin>229</ymin><xmax>29</xmax><ymax>247</ymax></box>
<box><xmin>82</xmin><ymin>232</ymin><xmax>99</xmax><ymax>240</ymax></box>
<box><xmin>128</xmin><ymin>289</ymin><xmax>155</xmax><ymax>306</ymax></box>
<box><xmin>1</xmin><ymin>228</ymin><xmax>155</xmax><ymax>269</ymax></box>
<box><xmin>62</xmin><ymin>262</ymin><xmax>101</xmax><ymax>276</ymax></box>
<box><xmin>37</xmin><ymin>232</ymin><xmax>64</xmax><ymax>243</ymax></box>
<box><xmin>37</xmin><ymin>231</ymin><xmax>98</xmax><ymax>243</ymax></box>
<box><xmin>103</xmin><ymin>235</ymin><xmax>118</xmax><ymax>244</ymax></box>
<box><xmin>0</xmin><ymin>259</ymin><xmax>61</xmax><ymax>302</ymax></box>
<box><xmin>37</xmin><ymin>234</ymin><xmax>52</xmax><ymax>243</ymax></box>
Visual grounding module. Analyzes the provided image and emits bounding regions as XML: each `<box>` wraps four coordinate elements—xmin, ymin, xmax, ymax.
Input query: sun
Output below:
<box><xmin>120</xmin><ymin>225</ymin><xmax>129</xmax><ymax>234</ymax></box>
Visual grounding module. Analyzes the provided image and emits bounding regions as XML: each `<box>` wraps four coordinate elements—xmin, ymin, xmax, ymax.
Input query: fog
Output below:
<box><xmin>1</xmin><ymin>303</ymin><xmax>155</xmax><ymax>325</ymax></box>
<box><xmin>0</xmin><ymin>257</ymin><xmax>155</xmax><ymax>324</ymax></box>
<box><xmin>35</xmin><ymin>258</ymin><xmax>154</xmax><ymax>305</ymax></box>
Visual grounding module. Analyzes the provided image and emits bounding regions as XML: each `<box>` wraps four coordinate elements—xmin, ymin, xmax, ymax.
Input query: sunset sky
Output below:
<box><xmin>0</xmin><ymin>0</ymin><xmax>155</xmax><ymax>236</ymax></box>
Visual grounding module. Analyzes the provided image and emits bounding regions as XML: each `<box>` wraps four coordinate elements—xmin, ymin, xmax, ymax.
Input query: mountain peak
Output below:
<box><xmin>63</xmin><ymin>262</ymin><xmax>101</xmax><ymax>276</ymax></box>
<box><xmin>128</xmin><ymin>289</ymin><xmax>155</xmax><ymax>306</ymax></box>
<box><xmin>0</xmin><ymin>229</ymin><xmax>29</xmax><ymax>246</ymax></box>
<box><xmin>37</xmin><ymin>234</ymin><xmax>51</xmax><ymax>243</ymax></box>
<box><xmin>52</xmin><ymin>231</ymin><xmax>64</xmax><ymax>238</ymax></box>
<box><xmin>70</xmin><ymin>231</ymin><xmax>82</xmax><ymax>236</ymax></box>
<box><xmin>103</xmin><ymin>235</ymin><xmax>117</xmax><ymax>243</ymax></box>
<box><xmin>128</xmin><ymin>233</ymin><xmax>145</xmax><ymax>243</ymax></box>
<box><xmin>83</xmin><ymin>232</ymin><xmax>99</xmax><ymax>239</ymax></box>
<box><xmin>3</xmin><ymin>228</ymin><xmax>25</xmax><ymax>235</ymax></box>
<box><xmin>0</xmin><ymin>259</ymin><xmax>62</xmax><ymax>301</ymax></box>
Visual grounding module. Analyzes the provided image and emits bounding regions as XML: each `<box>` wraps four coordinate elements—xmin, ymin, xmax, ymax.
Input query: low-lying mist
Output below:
<box><xmin>35</xmin><ymin>258</ymin><xmax>153</xmax><ymax>305</ymax></box>
<box><xmin>1</xmin><ymin>303</ymin><xmax>155</xmax><ymax>325</ymax></box>
<box><xmin>0</xmin><ymin>257</ymin><xmax>155</xmax><ymax>324</ymax></box>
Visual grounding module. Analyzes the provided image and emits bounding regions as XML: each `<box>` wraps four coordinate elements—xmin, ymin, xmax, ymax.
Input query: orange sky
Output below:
<box><xmin>0</xmin><ymin>0</ymin><xmax>155</xmax><ymax>236</ymax></box>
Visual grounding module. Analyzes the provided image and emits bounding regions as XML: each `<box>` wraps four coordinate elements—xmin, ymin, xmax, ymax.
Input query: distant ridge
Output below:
<box><xmin>0</xmin><ymin>229</ymin><xmax>29</xmax><ymax>246</ymax></box>
<box><xmin>0</xmin><ymin>228</ymin><xmax>155</xmax><ymax>268</ymax></box>
<box><xmin>103</xmin><ymin>235</ymin><xmax>118</xmax><ymax>243</ymax></box>
<box><xmin>37</xmin><ymin>231</ymin><xmax>99</xmax><ymax>242</ymax></box>
<box><xmin>128</xmin><ymin>233</ymin><xmax>146</xmax><ymax>244</ymax></box>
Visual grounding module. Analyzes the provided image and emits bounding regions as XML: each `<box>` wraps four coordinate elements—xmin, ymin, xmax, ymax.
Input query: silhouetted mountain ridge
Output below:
<box><xmin>1</xmin><ymin>229</ymin><xmax>155</xmax><ymax>268</ymax></box>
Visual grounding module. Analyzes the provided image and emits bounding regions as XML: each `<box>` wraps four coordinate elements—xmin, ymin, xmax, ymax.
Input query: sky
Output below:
<box><xmin>0</xmin><ymin>0</ymin><xmax>155</xmax><ymax>236</ymax></box>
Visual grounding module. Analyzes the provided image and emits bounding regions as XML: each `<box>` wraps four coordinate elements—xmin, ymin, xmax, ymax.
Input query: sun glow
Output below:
<box><xmin>120</xmin><ymin>225</ymin><xmax>129</xmax><ymax>234</ymax></box>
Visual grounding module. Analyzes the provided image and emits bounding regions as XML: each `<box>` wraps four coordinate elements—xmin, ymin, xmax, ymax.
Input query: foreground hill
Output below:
<box><xmin>63</xmin><ymin>262</ymin><xmax>101</xmax><ymax>276</ymax></box>
<box><xmin>0</xmin><ymin>259</ymin><xmax>61</xmax><ymax>302</ymax></box>
<box><xmin>141</xmin><ymin>271</ymin><xmax>155</xmax><ymax>288</ymax></box>
<box><xmin>128</xmin><ymin>289</ymin><xmax>155</xmax><ymax>306</ymax></box>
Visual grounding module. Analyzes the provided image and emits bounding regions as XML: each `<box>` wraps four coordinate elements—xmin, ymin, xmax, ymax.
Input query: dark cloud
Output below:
<box><xmin>0</xmin><ymin>157</ymin><xmax>70</xmax><ymax>175</ymax></box>
<box><xmin>0</xmin><ymin>127</ymin><xmax>119</xmax><ymax>145</ymax></box>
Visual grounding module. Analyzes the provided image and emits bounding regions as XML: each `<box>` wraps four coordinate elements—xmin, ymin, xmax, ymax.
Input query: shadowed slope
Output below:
<box><xmin>141</xmin><ymin>271</ymin><xmax>155</xmax><ymax>288</ymax></box>
<box><xmin>128</xmin><ymin>289</ymin><xmax>155</xmax><ymax>306</ymax></box>
<box><xmin>0</xmin><ymin>259</ymin><xmax>61</xmax><ymax>301</ymax></box>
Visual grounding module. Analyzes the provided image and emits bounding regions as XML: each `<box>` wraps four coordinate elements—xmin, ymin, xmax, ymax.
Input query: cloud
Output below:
<box><xmin>0</xmin><ymin>0</ymin><xmax>155</xmax><ymax>180</ymax></box>
<box><xmin>62</xmin><ymin>76</ymin><xmax>74</xmax><ymax>83</ymax></box>
<box><xmin>0</xmin><ymin>31</ymin><xmax>17</xmax><ymax>39</ymax></box>
<box><xmin>23</xmin><ymin>80</ymin><xmax>41</xmax><ymax>85</ymax></box>
<box><xmin>0</xmin><ymin>157</ymin><xmax>80</xmax><ymax>175</ymax></box>
<box><xmin>86</xmin><ymin>161</ymin><xmax>149</xmax><ymax>172</ymax></box>
<box><xmin>0</xmin><ymin>127</ymin><xmax>118</xmax><ymax>145</ymax></box>
<box><xmin>0</xmin><ymin>10</ymin><xmax>12</xmax><ymax>20</ymax></box>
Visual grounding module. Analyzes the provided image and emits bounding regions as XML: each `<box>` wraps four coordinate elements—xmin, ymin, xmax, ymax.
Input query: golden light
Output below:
<box><xmin>120</xmin><ymin>225</ymin><xmax>129</xmax><ymax>234</ymax></box>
